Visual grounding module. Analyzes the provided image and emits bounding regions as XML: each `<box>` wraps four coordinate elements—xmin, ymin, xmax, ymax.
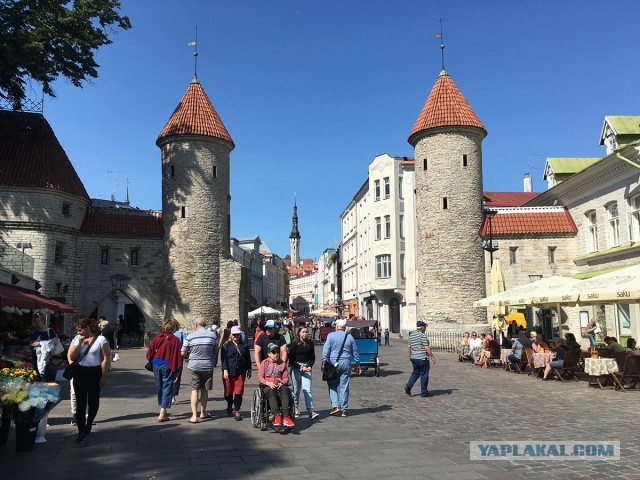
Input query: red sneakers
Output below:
<box><xmin>272</xmin><ymin>415</ymin><xmax>282</xmax><ymax>427</ymax></box>
<box><xmin>283</xmin><ymin>417</ymin><xmax>295</xmax><ymax>428</ymax></box>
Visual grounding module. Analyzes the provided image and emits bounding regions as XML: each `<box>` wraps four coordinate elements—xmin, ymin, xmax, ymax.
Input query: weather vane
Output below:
<box><xmin>435</xmin><ymin>19</ymin><xmax>445</xmax><ymax>71</ymax></box>
<box><xmin>188</xmin><ymin>25</ymin><xmax>198</xmax><ymax>78</ymax></box>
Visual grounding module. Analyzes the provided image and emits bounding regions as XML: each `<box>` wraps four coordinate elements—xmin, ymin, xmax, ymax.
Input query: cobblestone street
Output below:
<box><xmin>1</xmin><ymin>340</ymin><xmax>638</xmax><ymax>479</ymax></box>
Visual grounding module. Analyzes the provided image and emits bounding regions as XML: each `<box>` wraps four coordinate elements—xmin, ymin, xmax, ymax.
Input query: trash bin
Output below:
<box><xmin>15</xmin><ymin>422</ymin><xmax>38</xmax><ymax>452</ymax></box>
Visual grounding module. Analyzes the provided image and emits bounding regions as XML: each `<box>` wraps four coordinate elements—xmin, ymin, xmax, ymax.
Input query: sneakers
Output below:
<box><xmin>482</xmin><ymin>364</ymin><xmax>488</xmax><ymax>369</ymax></box>
<box><xmin>404</xmin><ymin>386</ymin><xmax>411</xmax><ymax>396</ymax></box>
<box><xmin>226</xmin><ymin>406</ymin><xmax>233</xmax><ymax>416</ymax></box>
<box><xmin>71</xmin><ymin>414</ymin><xmax>77</xmax><ymax>426</ymax></box>
<box><xmin>341</xmin><ymin>411</ymin><xmax>348</xmax><ymax>417</ymax></box>
<box><xmin>74</xmin><ymin>432</ymin><xmax>86</xmax><ymax>444</ymax></box>
<box><xmin>309</xmin><ymin>410</ymin><xmax>320</xmax><ymax>420</ymax></box>
<box><xmin>272</xmin><ymin>415</ymin><xmax>282</xmax><ymax>427</ymax></box>
<box><xmin>283</xmin><ymin>416</ymin><xmax>295</xmax><ymax>428</ymax></box>
<box><xmin>294</xmin><ymin>406</ymin><xmax>300</xmax><ymax>418</ymax></box>
<box><xmin>234</xmin><ymin>411</ymin><xmax>242</xmax><ymax>421</ymax></box>
<box><xmin>329</xmin><ymin>407</ymin><xmax>341</xmax><ymax>416</ymax></box>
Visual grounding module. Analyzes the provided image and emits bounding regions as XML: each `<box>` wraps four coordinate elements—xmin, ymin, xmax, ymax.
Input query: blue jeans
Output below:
<box><xmin>406</xmin><ymin>358</ymin><xmax>430</xmax><ymax>396</ymax></box>
<box><xmin>154</xmin><ymin>363</ymin><xmax>174</xmax><ymax>409</ymax></box>
<box><xmin>507</xmin><ymin>353</ymin><xmax>520</xmax><ymax>369</ymax></box>
<box><xmin>291</xmin><ymin>364</ymin><xmax>313</xmax><ymax>410</ymax></box>
<box><xmin>327</xmin><ymin>358</ymin><xmax>352</xmax><ymax>411</ymax></box>
<box><xmin>587</xmin><ymin>334</ymin><xmax>595</xmax><ymax>348</ymax></box>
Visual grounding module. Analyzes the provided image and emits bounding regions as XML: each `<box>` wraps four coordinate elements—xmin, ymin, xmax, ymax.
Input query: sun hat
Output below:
<box><xmin>231</xmin><ymin>326</ymin><xmax>242</xmax><ymax>335</ymax></box>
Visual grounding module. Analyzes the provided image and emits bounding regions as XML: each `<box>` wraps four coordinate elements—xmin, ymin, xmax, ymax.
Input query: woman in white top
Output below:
<box><xmin>67</xmin><ymin>317</ymin><xmax>109</xmax><ymax>443</ymax></box>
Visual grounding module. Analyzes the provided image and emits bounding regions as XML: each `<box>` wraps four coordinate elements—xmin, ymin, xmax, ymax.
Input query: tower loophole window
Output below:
<box><xmin>181</xmin><ymin>206</ymin><xmax>186</xmax><ymax>218</ymax></box>
<box><xmin>423</xmin><ymin>158</ymin><xmax>428</xmax><ymax>170</ymax></box>
<box><xmin>213</xmin><ymin>165</ymin><xmax>217</xmax><ymax>178</ymax></box>
<box><xmin>442</xmin><ymin>197</ymin><xmax>448</xmax><ymax>209</ymax></box>
<box><xmin>462</xmin><ymin>154</ymin><xmax>468</xmax><ymax>167</ymax></box>
<box><xmin>170</xmin><ymin>165</ymin><xmax>175</xmax><ymax>177</ymax></box>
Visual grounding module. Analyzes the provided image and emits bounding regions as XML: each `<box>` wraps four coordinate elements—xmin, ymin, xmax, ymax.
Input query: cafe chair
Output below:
<box><xmin>614</xmin><ymin>352</ymin><xmax>627</xmax><ymax>371</ymax></box>
<box><xmin>613</xmin><ymin>355</ymin><xmax>640</xmax><ymax>391</ymax></box>
<box><xmin>551</xmin><ymin>349</ymin><xmax>580</xmax><ymax>382</ymax></box>
<box><xmin>513</xmin><ymin>348</ymin><xmax>532</xmax><ymax>374</ymax></box>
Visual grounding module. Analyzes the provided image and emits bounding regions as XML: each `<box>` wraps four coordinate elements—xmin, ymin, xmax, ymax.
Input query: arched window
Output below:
<box><xmin>605</xmin><ymin>202</ymin><xmax>620</xmax><ymax>248</ymax></box>
<box><xmin>585</xmin><ymin>210</ymin><xmax>598</xmax><ymax>253</ymax></box>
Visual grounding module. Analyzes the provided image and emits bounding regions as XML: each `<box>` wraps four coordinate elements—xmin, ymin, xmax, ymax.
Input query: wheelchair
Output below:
<box><xmin>250</xmin><ymin>384</ymin><xmax>294</xmax><ymax>431</ymax></box>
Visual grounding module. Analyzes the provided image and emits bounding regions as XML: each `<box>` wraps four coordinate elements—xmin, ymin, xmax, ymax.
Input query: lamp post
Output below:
<box><xmin>482</xmin><ymin>209</ymin><xmax>498</xmax><ymax>267</ymax></box>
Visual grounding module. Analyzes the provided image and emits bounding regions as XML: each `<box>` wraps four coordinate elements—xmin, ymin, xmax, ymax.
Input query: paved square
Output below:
<box><xmin>1</xmin><ymin>341</ymin><xmax>637</xmax><ymax>479</ymax></box>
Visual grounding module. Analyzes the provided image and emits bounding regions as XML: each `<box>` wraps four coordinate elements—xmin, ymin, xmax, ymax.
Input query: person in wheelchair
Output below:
<box><xmin>258</xmin><ymin>342</ymin><xmax>295</xmax><ymax>428</ymax></box>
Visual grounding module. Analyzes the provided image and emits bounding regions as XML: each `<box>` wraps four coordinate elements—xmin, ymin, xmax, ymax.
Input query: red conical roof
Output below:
<box><xmin>408</xmin><ymin>70</ymin><xmax>486</xmax><ymax>145</ymax></box>
<box><xmin>157</xmin><ymin>78</ymin><xmax>234</xmax><ymax>147</ymax></box>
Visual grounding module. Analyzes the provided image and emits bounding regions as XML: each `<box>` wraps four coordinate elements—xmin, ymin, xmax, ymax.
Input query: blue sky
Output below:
<box><xmin>38</xmin><ymin>0</ymin><xmax>638</xmax><ymax>260</ymax></box>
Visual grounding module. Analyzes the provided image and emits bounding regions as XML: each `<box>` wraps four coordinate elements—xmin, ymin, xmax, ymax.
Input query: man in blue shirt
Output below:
<box><xmin>404</xmin><ymin>321</ymin><xmax>436</xmax><ymax>398</ymax></box>
<box><xmin>322</xmin><ymin>319</ymin><xmax>360</xmax><ymax>417</ymax></box>
<box><xmin>182</xmin><ymin>316</ymin><xmax>217</xmax><ymax>423</ymax></box>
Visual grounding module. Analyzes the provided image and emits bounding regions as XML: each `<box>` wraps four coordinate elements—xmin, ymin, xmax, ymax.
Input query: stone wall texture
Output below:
<box><xmin>413</xmin><ymin>127</ymin><xmax>486</xmax><ymax>325</ymax></box>
<box><xmin>159</xmin><ymin>136</ymin><xmax>231</xmax><ymax>328</ymax></box>
<box><xmin>220</xmin><ymin>257</ymin><xmax>250</xmax><ymax>329</ymax></box>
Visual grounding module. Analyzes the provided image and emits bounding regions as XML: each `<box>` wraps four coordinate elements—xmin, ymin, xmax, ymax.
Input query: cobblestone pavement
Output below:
<box><xmin>1</xmin><ymin>340</ymin><xmax>639</xmax><ymax>479</ymax></box>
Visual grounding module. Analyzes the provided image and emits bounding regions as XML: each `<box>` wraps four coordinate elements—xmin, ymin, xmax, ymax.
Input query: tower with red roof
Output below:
<box><xmin>157</xmin><ymin>76</ymin><xmax>234</xmax><ymax>325</ymax></box>
<box><xmin>408</xmin><ymin>68</ymin><xmax>487</xmax><ymax>325</ymax></box>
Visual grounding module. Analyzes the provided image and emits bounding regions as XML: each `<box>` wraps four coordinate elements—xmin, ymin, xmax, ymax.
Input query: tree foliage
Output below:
<box><xmin>0</xmin><ymin>0</ymin><xmax>131</xmax><ymax>108</ymax></box>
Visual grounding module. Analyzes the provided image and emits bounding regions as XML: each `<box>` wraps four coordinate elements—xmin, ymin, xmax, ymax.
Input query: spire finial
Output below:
<box><xmin>435</xmin><ymin>19</ymin><xmax>446</xmax><ymax>72</ymax></box>
<box><xmin>188</xmin><ymin>25</ymin><xmax>198</xmax><ymax>80</ymax></box>
<box><xmin>294</xmin><ymin>192</ymin><xmax>297</xmax><ymax>207</ymax></box>
<box><xmin>124</xmin><ymin>178</ymin><xmax>130</xmax><ymax>205</ymax></box>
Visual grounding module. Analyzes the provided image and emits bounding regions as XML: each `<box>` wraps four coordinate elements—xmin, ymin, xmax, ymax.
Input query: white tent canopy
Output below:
<box><xmin>247</xmin><ymin>306</ymin><xmax>282</xmax><ymax>318</ymax></box>
<box><xmin>473</xmin><ymin>276</ymin><xmax>581</xmax><ymax>308</ymax></box>
<box><xmin>535</xmin><ymin>264</ymin><xmax>640</xmax><ymax>305</ymax></box>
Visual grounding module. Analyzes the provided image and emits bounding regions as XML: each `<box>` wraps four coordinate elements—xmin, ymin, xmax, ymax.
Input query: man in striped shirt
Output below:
<box><xmin>182</xmin><ymin>316</ymin><xmax>217</xmax><ymax>423</ymax></box>
<box><xmin>404</xmin><ymin>320</ymin><xmax>436</xmax><ymax>398</ymax></box>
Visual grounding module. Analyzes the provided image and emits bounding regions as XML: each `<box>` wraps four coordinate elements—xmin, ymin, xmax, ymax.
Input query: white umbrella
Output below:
<box><xmin>247</xmin><ymin>306</ymin><xmax>282</xmax><ymax>318</ymax></box>
<box><xmin>473</xmin><ymin>276</ymin><xmax>580</xmax><ymax>307</ymax></box>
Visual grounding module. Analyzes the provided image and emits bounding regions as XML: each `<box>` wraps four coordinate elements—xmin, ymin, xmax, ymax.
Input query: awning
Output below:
<box><xmin>0</xmin><ymin>284</ymin><xmax>74</xmax><ymax>313</ymax></box>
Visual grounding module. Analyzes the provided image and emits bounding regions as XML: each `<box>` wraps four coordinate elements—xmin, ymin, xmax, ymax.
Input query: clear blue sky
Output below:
<box><xmin>39</xmin><ymin>0</ymin><xmax>638</xmax><ymax>260</ymax></box>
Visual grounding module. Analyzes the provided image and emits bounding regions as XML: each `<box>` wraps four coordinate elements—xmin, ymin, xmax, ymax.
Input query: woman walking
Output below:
<box><xmin>289</xmin><ymin>326</ymin><xmax>319</xmax><ymax>419</ymax></box>
<box><xmin>220</xmin><ymin>326</ymin><xmax>252</xmax><ymax>420</ymax></box>
<box><xmin>67</xmin><ymin>317</ymin><xmax>109</xmax><ymax>443</ymax></box>
<box><xmin>147</xmin><ymin>319</ymin><xmax>183</xmax><ymax>422</ymax></box>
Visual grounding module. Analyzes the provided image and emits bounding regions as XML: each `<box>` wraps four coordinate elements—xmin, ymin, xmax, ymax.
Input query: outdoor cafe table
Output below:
<box><xmin>584</xmin><ymin>358</ymin><xmax>624</xmax><ymax>390</ymax></box>
<box><xmin>530</xmin><ymin>352</ymin><xmax>555</xmax><ymax>377</ymax></box>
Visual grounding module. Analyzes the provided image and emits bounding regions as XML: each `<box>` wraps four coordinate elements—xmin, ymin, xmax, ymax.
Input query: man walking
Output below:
<box><xmin>404</xmin><ymin>321</ymin><xmax>436</xmax><ymax>398</ymax></box>
<box><xmin>182</xmin><ymin>316</ymin><xmax>217</xmax><ymax>423</ymax></box>
<box><xmin>322</xmin><ymin>319</ymin><xmax>360</xmax><ymax>417</ymax></box>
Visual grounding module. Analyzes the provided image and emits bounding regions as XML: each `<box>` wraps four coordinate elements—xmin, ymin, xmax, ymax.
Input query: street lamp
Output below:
<box><xmin>16</xmin><ymin>242</ymin><xmax>32</xmax><ymax>274</ymax></box>
<box><xmin>110</xmin><ymin>274</ymin><xmax>129</xmax><ymax>293</ymax></box>
<box><xmin>482</xmin><ymin>209</ymin><xmax>498</xmax><ymax>267</ymax></box>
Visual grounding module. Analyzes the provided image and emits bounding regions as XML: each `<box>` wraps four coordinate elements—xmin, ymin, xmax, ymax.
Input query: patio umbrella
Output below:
<box><xmin>535</xmin><ymin>263</ymin><xmax>640</xmax><ymax>305</ymax></box>
<box><xmin>473</xmin><ymin>276</ymin><xmax>580</xmax><ymax>307</ymax></box>
<box><xmin>490</xmin><ymin>259</ymin><xmax>508</xmax><ymax>317</ymax></box>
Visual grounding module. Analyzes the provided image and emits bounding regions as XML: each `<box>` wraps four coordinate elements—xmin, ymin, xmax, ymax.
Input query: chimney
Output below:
<box><xmin>523</xmin><ymin>173</ymin><xmax>532</xmax><ymax>193</ymax></box>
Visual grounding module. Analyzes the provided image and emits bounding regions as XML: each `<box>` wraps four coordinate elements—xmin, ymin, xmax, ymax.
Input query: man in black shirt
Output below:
<box><xmin>254</xmin><ymin>320</ymin><xmax>287</xmax><ymax>366</ymax></box>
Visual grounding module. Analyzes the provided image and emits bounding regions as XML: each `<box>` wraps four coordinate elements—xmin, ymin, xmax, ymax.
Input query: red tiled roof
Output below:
<box><xmin>0</xmin><ymin>111</ymin><xmax>89</xmax><ymax>199</ymax></box>
<box><xmin>484</xmin><ymin>192</ymin><xmax>540</xmax><ymax>207</ymax></box>
<box><xmin>479</xmin><ymin>208</ymin><xmax>577</xmax><ymax>236</ymax></box>
<box><xmin>157</xmin><ymin>78</ymin><xmax>234</xmax><ymax>147</ymax></box>
<box><xmin>408</xmin><ymin>71</ymin><xmax>486</xmax><ymax>145</ymax></box>
<box><xmin>80</xmin><ymin>211</ymin><xmax>164</xmax><ymax>237</ymax></box>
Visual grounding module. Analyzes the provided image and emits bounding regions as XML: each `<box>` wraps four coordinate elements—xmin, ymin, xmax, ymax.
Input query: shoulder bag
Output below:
<box><xmin>63</xmin><ymin>335</ymin><xmax>99</xmax><ymax>380</ymax></box>
<box><xmin>322</xmin><ymin>332</ymin><xmax>349</xmax><ymax>383</ymax></box>
<box><xmin>145</xmin><ymin>335</ymin><xmax>168</xmax><ymax>371</ymax></box>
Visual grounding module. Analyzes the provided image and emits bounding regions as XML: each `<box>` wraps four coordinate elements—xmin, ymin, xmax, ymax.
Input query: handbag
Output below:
<box><xmin>145</xmin><ymin>335</ymin><xmax>168</xmax><ymax>372</ymax></box>
<box><xmin>322</xmin><ymin>331</ymin><xmax>350</xmax><ymax>382</ymax></box>
<box><xmin>144</xmin><ymin>361</ymin><xmax>153</xmax><ymax>372</ymax></box>
<box><xmin>63</xmin><ymin>335</ymin><xmax>99</xmax><ymax>380</ymax></box>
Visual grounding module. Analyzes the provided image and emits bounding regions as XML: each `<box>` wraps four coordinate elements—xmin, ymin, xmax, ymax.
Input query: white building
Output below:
<box><xmin>290</xmin><ymin>272</ymin><xmax>316</xmax><ymax>313</ymax></box>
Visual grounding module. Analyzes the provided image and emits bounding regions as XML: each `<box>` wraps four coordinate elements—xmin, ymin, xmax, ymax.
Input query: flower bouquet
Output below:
<box><xmin>0</xmin><ymin>367</ymin><xmax>39</xmax><ymax>383</ymax></box>
<box><xmin>15</xmin><ymin>383</ymin><xmax>60</xmax><ymax>424</ymax></box>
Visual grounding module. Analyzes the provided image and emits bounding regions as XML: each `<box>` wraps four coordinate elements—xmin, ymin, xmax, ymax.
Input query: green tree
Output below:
<box><xmin>0</xmin><ymin>0</ymin><xmax>131</xmax><ymax>108</ymax></box>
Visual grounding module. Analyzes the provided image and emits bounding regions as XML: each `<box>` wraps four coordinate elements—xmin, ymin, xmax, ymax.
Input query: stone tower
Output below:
<box><xmin>156</xmin><ymin>76</ymin><xmax>234</xmax><ymax>326</ymax></box>
<box><xmin>408</xmin><ymin>69</ymin><xmax>487</xmax><ymax>325</ymax></box>
<box><xmin>290</xmin><ymin>197</ymin><xmax>301</xmax><ymax>265</ymax></box>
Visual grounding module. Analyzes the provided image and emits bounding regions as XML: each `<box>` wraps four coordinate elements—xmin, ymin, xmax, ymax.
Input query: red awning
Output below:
<box><xmin>0</xmin><ymin>284</ymin><xmax>74</xmax><ymax>313</ymax></box>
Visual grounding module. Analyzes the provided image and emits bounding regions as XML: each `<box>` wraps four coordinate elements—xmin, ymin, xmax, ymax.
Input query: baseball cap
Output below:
<box><xmin>416</xmin><ymin>321</ymin><xmax>427</xmax><ymax>328</ymax></box>
<box><xmin>231</xmin><ymin>326</ymin><xmax>242</xmax><ymax>335</ymax></box>
<box><xmin>268</xmin><ymin>342</ymin><xmax>280</xmax><ymax>353</ymax></box>
<box><xmin>264</xmin><ymin>320</ymin><xmax>276</xmax><ymax>329</ymax></box>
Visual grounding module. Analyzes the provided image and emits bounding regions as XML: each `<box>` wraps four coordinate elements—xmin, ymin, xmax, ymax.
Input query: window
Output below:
<box><xmin>607</xmin><ymin>203</ymin><xmax>620</xmax><ymax>248</ymax></box>
<box><xmin>442</xmin><ymin>197</ymin><xmax>448</xmax><ymax>209</ymax></box>
<box><xmin>54</xmin><ymin>242</ymin><xmax>63</xmax><ymax>264</ymax></box>
<box><xmin>509</xmin><ymin>246</ymin><xmax>518</xmax><ymax>265</ymax></box>
<box><xmin>548</xmin><ymin>246</ymin><xmax>556</xmax><ymax>265</ymax></box>
<box><xmin>375</xmin><ymin>254</ymin><xmax>391</xmax><ymax>278</ymax></box>
<box><xmin>213</xmin><ymin>165</ymin><xmax>217</xmax><ymax>178</ymax></box>
<box><xmin>62</xmin><ymin>202</ymin><xmax>71</xmax><ymax>216</ymax></box>
<box><xmin>384</xmin><ymin>215</ymin><xmax>391</xmax><ymax>239</ymax></box>
<box><xmin>630</xmin><ymin>195</ymin><xmax>640</xmax><ymax>242</ymax></box>
<box><xmin>400</xmin><ymin>254</ymin><xmax>406</xmax><ymax>279</ymax></box>
<box><xmin>375</xmin><ymin>217</ymin><xmax>381</xmax><ymax>240</ymax></box>
<box><xmin>181</xmin><ymin>206</ymin><xmax>186</xmax><ymax>218</ymax></box>
<box><xmin>398</xmin><ymin>177</ymin><xmax>403</xmax><ymax>199</ymax></box>
<box><xmin>383</xmin><ymin>177</ymin><xmax>390</xmax><ymax>199</ymax></box>
<box><xmin>101</xmin><ymin>248</ymin><xmax>109</xmax><ymax>265</ymax></box>
<box><xmin>374</xmin><ymin>180</ymin><xmax>380</xmax><ymax>201</ymax></box>
<box><xmin>586</xmin><ymin>211</ymin><xmax>598</xmax><ymax>252</ymax></box>
<box><xmin>399</xmin><ymin>215</ymin><xmax>405</xmax><ymax>239</ymax></box>
<box><xmin>130</xmin><ymin>249</ymin><xmax>138</xmax><ymax>266</ymax></box>
<box><xmin>170</xmin><ymin>165</ymin><xmax>175</xmax><ymax>177</ymax></box>
<box><xmin>423</xmin><ymin>158</ymin><xmax>428</xmax><ymax>170</ymax></box>
<box><xmin>462</xmin><ymin>154</ymin><xmax>468</xmax><ymax>167</ymax></box>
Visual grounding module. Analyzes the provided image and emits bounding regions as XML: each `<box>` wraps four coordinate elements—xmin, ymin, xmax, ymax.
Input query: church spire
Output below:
<box><xmin>289</xmin><ymin>194</ymin><xmax>301</xmax><ymax>265</ymax></box>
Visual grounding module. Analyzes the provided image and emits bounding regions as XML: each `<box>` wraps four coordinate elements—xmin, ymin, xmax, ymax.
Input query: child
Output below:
<box><xmin>258</xmin><ymin>342</ymin><xmax>294</xmax><ymax>428</ymax></box>
<box><xmin>384</xmin><ymin>328</ymin><xmax>390</xmax><ymax>346</ymax></box>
